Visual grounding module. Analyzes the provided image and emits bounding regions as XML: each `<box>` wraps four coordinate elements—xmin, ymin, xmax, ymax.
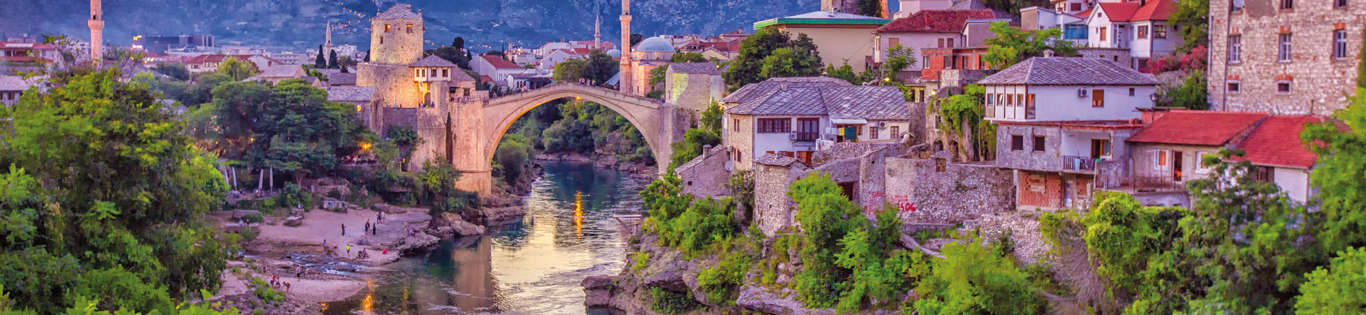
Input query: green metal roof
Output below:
<box><xmin>753</xmin><ymin>11</ymin><xmax>890</xmax><ymax>30</ymax></box>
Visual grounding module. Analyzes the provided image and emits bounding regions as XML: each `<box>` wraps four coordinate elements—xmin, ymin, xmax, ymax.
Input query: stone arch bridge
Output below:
<box><xmin>429</xmin><ymin>83</ymin><xmax>687</xmax><ymax>197</ymax></box>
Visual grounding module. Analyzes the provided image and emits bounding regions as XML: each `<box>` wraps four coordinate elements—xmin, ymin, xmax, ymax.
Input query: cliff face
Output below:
<box><xmin>1</xmin><ymin>0</ymin><xmax>819</xmax><ymax>51</ymax></box>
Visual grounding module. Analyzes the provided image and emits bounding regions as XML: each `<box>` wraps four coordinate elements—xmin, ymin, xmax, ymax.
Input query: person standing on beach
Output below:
<box><xmin>341</xmin><ymin>223</ymin><xmax>346</xmax><ymax>236</ymax></box>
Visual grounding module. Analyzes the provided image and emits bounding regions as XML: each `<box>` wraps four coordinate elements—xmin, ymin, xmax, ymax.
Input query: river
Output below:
<box><xmin>325</xmin><ymin>161</ymin><xmax>646</xmax><ymax>314</ymax></box>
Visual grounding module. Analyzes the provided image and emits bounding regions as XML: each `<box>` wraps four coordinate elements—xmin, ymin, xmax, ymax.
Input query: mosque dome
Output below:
<box><xmin>606</xmin><ymin>49</ymin><xmax>622</xmax><ymax>57</ymax></box>
<box><xmin>634</xmin><ymin>36</ymin><xmax>674</xmax><ymax>53</ymax></box>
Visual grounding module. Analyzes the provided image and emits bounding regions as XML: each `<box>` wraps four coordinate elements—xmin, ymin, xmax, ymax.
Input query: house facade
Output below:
<box><xmin>724</xmin><ymin>77</ymin><xmax>913</xmax><ymax>170</ymax></box>
<box><xmin>1207</xmin><ymin>0</ymin><xmax>1364</xmax><ymax>115</ymax></box>
<box><xmin>874</xmin><ymin>9</ymin><xmax>998</xmax><ymax>72</ymax></box>
<box><xmin>664</xmin><ymin>62</ymin><xmax>726</xmax><ymax>113</ymax></box>
<box><xmin>0</xmin><ymin>75</ymin><xmax>40</xmax><ymax>106</ymax></box>
<box><xmin>754</xmin><ymin>11</ymin><xmax>889</xmax><ymax>72</ymax></box>
<box><xmin>1083</xmin><ymin>0</ymin><xmax>1180</xmax><ymax>71</ymax></box>
<box><xmin>981</xmin><ymin>57</ymin><xmax>1160</xmax><ymax>209</ymax></box>
<box><xmin>1123</xmin><ymin>111</ymin><xmax>1266</xmax><ymax>207</ymax></box>
<box><xmin>471</xmin><ymin>54</ymin><xmax>535</xmax><ymax>87</ymax></box>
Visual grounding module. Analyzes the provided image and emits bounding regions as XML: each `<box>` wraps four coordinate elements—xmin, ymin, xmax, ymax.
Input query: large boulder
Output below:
<box><xmin>582</xmin><ymin>275</ymin><xmax>617</xmax><ymax>307</ymax></box>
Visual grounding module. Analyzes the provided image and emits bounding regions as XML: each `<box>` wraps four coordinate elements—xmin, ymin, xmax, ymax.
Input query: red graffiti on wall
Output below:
<box><xmin>864</xmin><ymin>191</ymin><xmax>916</xmax><ymax>215</ymax></box>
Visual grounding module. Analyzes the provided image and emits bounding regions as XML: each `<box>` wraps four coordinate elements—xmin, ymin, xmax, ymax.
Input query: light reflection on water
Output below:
<box><xmin>328</xmin><ymin>162</ymin><xmax>644</xmax><ymax>314</ymax></box>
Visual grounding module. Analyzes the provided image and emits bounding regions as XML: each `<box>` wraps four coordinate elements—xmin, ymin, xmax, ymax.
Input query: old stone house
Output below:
<box><xmin>1207</xmin><ymin>0</ymin><xmax>1364</xmax><ymax>115</ymax></box>
<box><xmin>1123</xmin><ymin>110</ymin><xmax>1266</xmax><ymax>207</ymax></box>
<box><xmin>753</xmin><ymin>11</ymin><xmax>890</xmax><ymax>72</ymax></box>
<box><xmin>723</xmin><ymin>77</ymin><xmax>916</xmax><ymax>170</ymax></box>
<box><xmin>981</xmin><ymin>57</ymin><xmax>1159</xmax><ymax>210</ymax></box>
<box><xmin>663</xmin><ymin>62</ymin><xmax>725</xmax><ymax>114</ymax></box>
<box><xmin>874</xmin><ymin>9</ymin><xmax>1000</xmax><ymax>73</ymax></box>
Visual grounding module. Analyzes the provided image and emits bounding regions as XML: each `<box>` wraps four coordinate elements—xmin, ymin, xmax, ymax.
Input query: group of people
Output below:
<box><xmin>268</xmin><ymin>274</ymin><xmax>292</xmax><ymax>293</ymax></box>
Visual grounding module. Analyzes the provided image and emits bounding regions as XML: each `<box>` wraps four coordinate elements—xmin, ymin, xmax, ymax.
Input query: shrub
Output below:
<box><xmin>913</xmin><ymin>240</ymin><xmax>1042</xmax><ymax>315</ymax></box>
<box><xmin>630</xmin><ymin>252</ymin><xmax>651</xmax><ymax>274</ymax></box>
<box><xmin>249</xmin><ymin>277</ymin><xmax>284</xmax><ymax>304</ymax></box>
<box><xmin>697</xmin><ymin>253</ymin><xmax>751</xmax><ymax>306</ymax></box>
<box><xmin>649</xmin><ymin>287</ymin><xmax>699</xmax><ymax>314</ymax></box>
<box><xmin>1296</xmin><ymin>247</ymin><xmax>1366</xmax><ymax>313</ymax></box>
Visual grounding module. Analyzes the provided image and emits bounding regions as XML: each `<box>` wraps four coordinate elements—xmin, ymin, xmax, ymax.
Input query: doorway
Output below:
<box><xmin>1172</xmin><ymin>151</ymin><xmax>1184</xmax><ymax>181</ymax></box>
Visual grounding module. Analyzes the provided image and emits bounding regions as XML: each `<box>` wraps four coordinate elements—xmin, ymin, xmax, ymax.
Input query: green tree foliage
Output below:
<box><xmin>666</xmin><ymin>101</ymin><xmax>724</xmax><ymax>170</ymax></box>
<box><xmin>493</xmin><ymin>134</ymin><xmax>534</xmax><ymax>184</ymax></box>
<box><xmin>649</xmin><ymin>66</ymin><xmax>668</xmax><ymax>88</ymax></box>
<box><xmin>219</xmin><ymin>79</ymin><xmax>369</xmax><ymax>183</ymax></box>
<box><xmin>724</xmin><ymin>28</ymin><xmax>823</xmax><ymax>91</ymax></box>
<box><xmin>0</xmin><ymin>70</ymin><xmax>232</xmax><ymax>313</ymax></box>
<box><xmin>1296</xmin><ymin>247</ymin><xmax>1366</xmax><ymax>313</ymax></box>
<box><xmin>639</xmin><ymin>174</ymin><xmax>740</xmax><ymax>258</ymax></box>
<box><xmin>858</xmin><ymin>0</ymin><xmax>884</xmax><ymax>17</ymax></box>
<box><xmin>697</xmin><ymin>252</ymin><xmax>751</xmax><ymax>306</ymax></box>
<box><xmin>414</xmin><ymin>161</ymin><xmax>476</xmax><ymax>215</ymax></box>
<box><xmin>934</xmin><ymin>84</ymin><xmax>993</xmax><ymax>160</ymax></box>
<box><xmin>979</xmin><ymin>0</ymin><xmax>1048</xmax><ymax>14</ymax></box>
<box><xmin>328</xmin><ymin>50</ymin><xmax>339</xmax><ymax>69</ymax></box>
<box><xmin>152</xmin><ymin>63</ymin><xmax>190</xmax><ymax>81</ymax></box>
<box><xmin>1169</xmin><ymin>0</ymin><xmax>1209</xmax><ymax>53</ymax></box>
<box><xmin>1158</xmin><ymin>70</ymin><xmax>1209</xmax><ymax>109</ymax></box>
<box><xmin>426</xmin><ymin>36</ymin><xmax>473</xmax><ymax>69</ymax></box>
<box><xmin>700</xmin><ymin>100</ymin><xmax>723</xmax><ymax>135</ymax></box>
<box><xmin>1081</xmin><ymin>193</ymin><xmax>1185</xmax><ymax>296</ymax></box>
<box><xmin>983</xmin><ymin>21</ymin><xmax>1076</xmax><ymax>68</ymax></box>
<box><xmin>825</xmin><ymin>63</ymin><xmax>864</xmax><ymax>85</ymax></box>
<box><xmin>670</xmin><ymin>52</ymin><xmax>708</xmax><ymax>63</ymax></box>
<box><xmin>315</xmin><ymin>45</ymin><xmax>326</xmax><ymax>68</ymax></box>
<box><xmin>788</xmin><ymin>175</ymin><xmax>916</xmax><ymax>310</ymax></box>
<box><xmin>583</xmin><ymin>51</ymin><xmax>619</xmax><ymax>85</ymax></box>
<box><xmin>912</xmin><ymin>240</ymin><xmax>1042</xmax><ymax>314</ymax></box>
<box><xmin>180</xmin><ymin>73</ymin><xmax>231</xmax><ymax>106</ymax></box>
<box><xmin>552</xmin><ymin>58</ymin><xmax>586</xmax><ymax>82</ymax></box>
<box><xmin>217</xmin><ymin>57</ymin><xmax>260</xmax><ymax>82</ymax></box>
<box><xmin>1302</xmin><ymin>88</ymin><xmax>1366</xmax><ymax>255</ymax></box>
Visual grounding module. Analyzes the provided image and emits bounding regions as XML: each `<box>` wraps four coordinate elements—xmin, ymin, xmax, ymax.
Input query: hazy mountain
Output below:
<box><xmin>0</xmin><ymin>0</ymin><xmax>836</xmax><ymax>52</ymax></box>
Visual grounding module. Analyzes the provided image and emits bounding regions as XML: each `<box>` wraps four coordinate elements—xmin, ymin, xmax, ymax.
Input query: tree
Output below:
<box><xmin>983</xmin><ymin>21</ymin><xmax>1076</xmax><ymax>68</ymax></box>
<box><xmin>152</xmin><ymin>63</ymin><xmax>189</xmax><ymax>81</ymax></box>
<box><xmin>671</xmin><ymin>51</ymin><xmax>707</xmax><ymax>63</ymax></box>
<box><xmin>936</xmin><ymin>84</ymin><xmax>991</xmax><ymax>161</ymax></box>
<box><xmin>759</xmin><ymin>47</ymin><xmax>822</xmax><ymax>79</ymax></box>
<box><xmin>649</xmin><ymin>66</ymin><xmax>668</xmax><ymax>88</ymax></box>
<box><xmin>667</xmin><ymin>129</ymin><xmax>720</xmax><ymax>170</ymax></box>
<box><xmin>913</xmin><ymin>240</ymin><xmax>1042</xmax><ymax>314</ymax></box>
<box><xmin>315</xmin><ymin>45</ymin><xmax>326</xmax><ymax>68</ymax></box>
<box><xmin>328</xmin><ymin>49</ymin><xmax>339</xmax><ymax>69</ymax></box>
<box><xmin>1169</xmin><ymin>0</ymin><xmax>1209</xmax><ymax>53</ymax></box>
<box><xmin>1158</xmin><ymin>70</ymin><xmax>1209</xmax><ymax>109</ymax></box>
<box><xmin>1303</xmin><ymin>88</ymin><xmax>1366</xmax><ymax>255</ymax></box>
<box><xmin>0</xmin><ymin>69</ymin><xmax>232</xmax><ymax>312</ymax></box>
<box><xmin>723</xmin><ymin>28</ymin><xmax>823</xmax><ymax>91</ymax></box>
<box><xmin>453</xmin><ymin>36</ymin><xmax>465</xmax><ymax>51</ymax></box>
<box><xmin>553</xmin><ymin>58</ymin><xmax>587</xmax><ymax>82</ymax></box>
<box><xmin>858</xmin><ymin>0</ymin><xmax>883</xmax><ymax>17</ymax></box>
<box><xmin>630</xmin><ymin>34</ymin><xmax>644</xmax><ymax>47</ymax></box>
<box><xmin>211</xmin><ymin>81</ymin><xmax>273</xmax><ymax>158</ymax></box>
<box><xmin>1296</xmin><ymin>247</ymin><xmax>1366</xmax><ymax>313</ymax></box>
<box><xmin>217</xmin><ymin>57</ymin><xmax>259</xmax><ymax>81</ymax></box>
<box><xmin>1359</xmin><ymin>29</ymin><xmax>1366</xmax><ymax>89</ymax></box>
<box><xmin>582</xmin><ymin>50</ymin><xmax>619</xmax><ymax>85</ymax></box>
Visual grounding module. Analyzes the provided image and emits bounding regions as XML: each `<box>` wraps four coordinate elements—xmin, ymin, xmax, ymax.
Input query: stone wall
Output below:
<box><xmin>883</xmin><ymin>152</ymin><xmax>1015</xmax><ymax>224</ymax></box>
<box><xmin>995</xmin><ymin>124</ymin><xmax>1064</xmax><ymax>172</ymax></box>
<box><xmin>676</xmin><ymin>145</ymin><xmax>732</xmax><ymax>198</ymax></box>
<box><xmin>358</xmin><ymin>62</ymin><xmax>422</xmax><ymax>109</ymax></box>
<box><xmin>368</xmin><ymin>17</ymin><xmax>424</xmax><ymax>65</ymax></box>
<box><xmin>665</xmin><ymin>71</ymin><xmax>724</xmax><ymax>114</ymax></box>
<box><xmin>1207</xmin><ymin>0</ymin><xmax>1364</xmax><ymax>115</ymax></box>
<box><xmin>754</xmin><ymin>160</ymin><xmax>807</xmax><ymax>236</ymax></box>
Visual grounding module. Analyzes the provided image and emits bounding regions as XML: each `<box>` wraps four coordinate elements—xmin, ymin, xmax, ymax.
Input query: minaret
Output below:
<box><xmin>88</xmin><ymin>0</ymin><xmax>104</xmax><ymax>66</ymax></box>
<box><xmin>324</xmin><ymin>21</ymin><xmax>334</xmax><ymax>57</ymax></box>
<box><xmin>618</xmin><ymin>0</ymin><xmax>632</xmax><ymax>94</ymax></box>
<box><xmin>594</xmin><ymin>14</ymin><xmax>601</xmax><ymax>50</ymax></box>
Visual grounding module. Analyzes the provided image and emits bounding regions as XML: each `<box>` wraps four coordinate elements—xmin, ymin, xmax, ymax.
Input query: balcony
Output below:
<box><xmin>1062</xmin><ymin>155</ymin><xmax>1096</xmax><ymax>171</ymax></box>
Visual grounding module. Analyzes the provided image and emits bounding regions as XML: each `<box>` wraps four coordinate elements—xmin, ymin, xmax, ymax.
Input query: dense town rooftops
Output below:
<box><xmin>976</xmin><ymin>57</ymin><xmax>1159</xmax><ymax>86</ymax></box>
<box><xmin>1229</xmin><ymin>115</ymin><xmax>1325</xmax><ymax>169</ymax></box>
<box><xmin>878</xmin><ymin>10</ymin><xmax>997</xmax><ymax>33</ymax></box>
<box><xmin>669</xmin><ymin>62</ymin><xmax>724</xmax><ymax>75</ymax></box>
<box><xmin>1126</xmin><ymin>111</ymin><xmax>1266</xmax><ymax>146</ymax></box>
<box><xmin>722</xmin><ymin>77</ymin><xmax>850</xmax><ymax>104</ymax></box>
<box><xmin>753</xmin><ymin>11</ymin><xmax>890</xmax><ymax>30</ymax></box>
<box><xmin>326</xmin><ymin>72</ymin><xmax>357</xmax><ymax>85</ymax></box>
<box><xmin>325</xmin><ymin>86</ymin><xmax>375</xmax><ymax>103</ymax></box>
<box><xmin>725</xmin><ymin>77</ymin><xmax>910</xmax><ymax>120</ymax></box>
<box><xmin>478</xmin><ymin>54</ymin><xmax>521</xmax><ymax>69</ymax></box>
<box><xmin>375</xmin><ymin>4</ymin><xmax>421</xmax><ymax>20</ymax></box>
<box><xmin>411</xmin><ymin>55</ymin><xmax>457</xmax><ymax>67</ymax></box>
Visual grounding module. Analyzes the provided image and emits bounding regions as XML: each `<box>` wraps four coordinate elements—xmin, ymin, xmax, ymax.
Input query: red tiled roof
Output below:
<box><xmin>572</xmin><ymin>48</ymin><xmax>593</xmax><ymax>55</ymax></box>
<box><xmin>1230</xmin><ymin>116</ymin><xmax>1325</xmax><ymax>169</ymax></box>
<box><xmin>1074</xmin><ymin>9</ymin><xmax>1093</xmax><ymax>18</ymax></box>
<box><xmin>1127</xmin><ymin>110</ymin><xmax>1268</xmax><ymax>146</ymax></box>
<box><xmin>878</xmin><ymin>10</ymin><xmax>996</xmax><ymax>33</ymax></box>
<box><xmin>479</xmin><ymin>54</ymin><xmax>520</xmax><ymax>69</ymax></box>
<box><xmin>1132</xmin><ymin>0</ymin><xmax>1176</xmax><ymax>21</ymax></box>
<box><xmin>1095</xmin><ymin>2</ymin><xmax>1141</xmax><ymax>22</ymax></box>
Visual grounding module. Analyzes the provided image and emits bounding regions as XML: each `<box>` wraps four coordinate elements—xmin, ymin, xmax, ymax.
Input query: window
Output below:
<box><xmin>1128</xmin><ymin>87</ymin><xmax>1135</xmax><ymax>96</ymax></box>
<box><xmin>757</xmin><ymin>118</ymin><xmax>791</xmax><ymax>133</ymax></box>
<box><xmin>1277</xmin><ymin>81</ymin><xmax>1292</xmax><ymax>94</ymax></box>
<box><xmin>442</xmin><ymin>69</ymin><xmax>449</xmax><ymax>77</ymax></box>
<box><xmin>938</xmin><ymin>38</ymin><xmax>945</xmax><ymax>48</ymax></box>
<box><xmin>379</xmin><ymin>37</ymin><xmax>383</xmax><ymax>44</ymax></box>
<box><xmin>1231</xmin><ymin>0</ymin><xmax>1245</xmax><ymax>12</ymax></box>
<box><xmin>947</xmin><ymin>38</ymin><xmax>955</xmax><ymax>48</ymax></box>
<box><xmin>1229</xmin><ymin>35</ymin><xmax>1242</xmax><ymax>63</ymax></box>
<box><xmin>1027</xmin><ymin>94</ymin><xmax>1035</xmax><ymax>107</ymax></box>
<box><xmin>1070</xmin><ymin>3</ymin><xmax>1082</xmax><ymax>11</ymax></box>
<box><xmin>891</xmin><ymin>126</ymin><xmax>900</xmax><ymax>139</ymax></box>
<box><xmin>406</xmin><ymin>24</ymin><xmax>414</xmax><ymax>33</ymax></box>
<box><xmin>1154</xmin><ymin>150</ymin><xmax>1169</xmax><ymax>169</ymax></box>
<box><xmin>986</xmin><ymin>93</ymin><xmax>993</xmax><ymax>105</ymax></box>
<box><xmin>1334</xmin><ymin>30</ymin><xmax>1349</xmax><ymax>60</ymax></box>
<box><xmin>1007</xmin><ymin>93</ymin><xmax>1014</xmax><ymax>105</ymax></box>
<box><xmin>1196</xmin><ymin>152</ymin><xmax>1212</xmax><ymax>172</ymax></box>
<box><xmin>1137</xmin><ymin>25</ymin><xmax>1149</xmax><ymax>39</ymax></box>
<box><xmin>888</xmin><ymin>37</ymin><xmax>900</xmax><ymax>50</ymax></box>
<box><xmin>1280</xmin><ymin>0</ymin><xmax>1293</xmax><ymax>10</ymax></box>
<box><xmin>384</xmin><ymin>24</ymin><xmax>391</xmax><ymax>32</ymax></box>
<box><xmin>1100</xmin><ymin>27</ymin><xmax>1108</xmax><ymax>41</ymax></box>
<box><xmin>1090</xmin><ymin>139</ymin><xmax>1112</xmax><ymax>159</ymax></box>
<box><xmin>1011</xmin><ymin>135</ymin><xmax>1024</xmax><ymax>151</ymax></box>
<box><xmin>1253</xmin><ymin>166</ymin><xmax>1275</xmax><ymax>182</ymax></box>
<box><xmin>1033</xmin><ymin>136</ymin><xmax>1046</xmax><ymax>152</ymax></box>
<box><xmin>1153</xmin><ymin>25</ymin><xmax>1167</xmax><ymax>39</ymax></box>
<box><xmin>870</xmin><ymin>126</ymin><xmax>879</xmax><ymax>139</ymax></box>
<box><xmin>1228</xmin><ymin>81</ymin><xmax>1241</xmax><ymax>93</ymax></box>
<box><xmin>935</xmin><ymin>158</ymin><xmax>947</xmax><ymax>172</ymax></box>
<box><xmin>796</xmin><ymin>118</ymin><xmax>819</xmax><ymax>141</ymax></box>
<box><xmin>1336</xmin><ymin>0</ymin><xmax>1348</xmax><ymax>8</ymax></box>
<box><xmin>1092</xmin><ymin>89</ymin><xmax>1105</xmax><ymax>107</ymax></box>
<box><xmin>733</xmin><ymin>119</ymin><xmax>740</xmax><ymax>132</ymax></box>
<box><xmin>1279</xmin><ymin>33</ymin><xmax>1292</xmax><ymax>62</ymax></box>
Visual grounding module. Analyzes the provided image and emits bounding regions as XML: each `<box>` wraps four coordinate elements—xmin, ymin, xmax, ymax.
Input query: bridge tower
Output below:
<box><xmin>618</xmin><ymin>0</ymin><xmax>632</xmax><ymax>94</ymax></box>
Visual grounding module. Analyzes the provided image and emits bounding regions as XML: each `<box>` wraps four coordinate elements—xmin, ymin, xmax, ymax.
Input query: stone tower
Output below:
<box><xmin>324</xmin><ymin>21</ymin><xmax>333</xmax><ymax>57</ymax></box>
<box><xmin>357</xmin><ymin>4</ymin><xmax>426</xmax><ymax>109</ymax></box>
<box><xmin>88</xmin><ymin>0</ymin><xmax>103</xmax><ymax>65</ymax></box>
<box><xmin>619</xmin><ymin>0</ymin><xmax>632</xmax><ymax>94</ymax></box>
<box><xmin>594</xmin><ymin>14</ymin><xmax>601</xmax><ymax>50</ymax></box>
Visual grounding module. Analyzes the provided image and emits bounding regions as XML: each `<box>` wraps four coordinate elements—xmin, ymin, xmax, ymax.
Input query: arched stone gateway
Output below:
<box><xmin>444</xmin><ymin>83</ymin><xmax>687</xmax><ymax>197</ymax></box>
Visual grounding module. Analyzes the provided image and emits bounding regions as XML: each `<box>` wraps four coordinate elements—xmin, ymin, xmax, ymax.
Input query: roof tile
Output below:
<box><xmin>1127</xmin><ymin>111</ymin><xmax>1267</xmax><ymax>146</ymax></box>
<box><xmin>1231</xmin><ymin>115</ymin><xmax>1325</xmax><ymax>169</ymax></box>
<box><xmin>977</xmin><ymin>57</ymin><xmax>1159</xmax><ymax>86</ymax></box>
<box><xmin>878</xmin><ymin>10</ymin><xmax>997</xmax><ymax>33</ymax></box>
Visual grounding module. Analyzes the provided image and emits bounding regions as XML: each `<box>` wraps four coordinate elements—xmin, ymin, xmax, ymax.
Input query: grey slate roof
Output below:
<box><xmin>325</xmin><ymin>86</ymin><xmax>375</xmax><ymax>103</ymax></box>
<box><xmin>327</xmin><ymin>72</ymin><xmax>357</xmax><ymax>86</ymax></box>
<box><xmin>725</xmin><ymin>77</ymin><xmax>911</xmax><ymax>120</ymax></box>
<box><xmin>258</xmin><ymin>64</ymin><xmax>302</xmax><ymax>78</ymax></box>
<box><xmin>411</xmin><ymin>55</ymin><xmax>457</xmax><ymax>67</ymax></box>
<box><xmin>976</xmin><ymin>57</ymin><xmax>1159</xmax><ymax>86</ymax></box>
<box><xmin>670</xmin><ymin>62</ymin><xmax>723</xmax><ymax>75</ymax></box>
<box><xmin>376</xmin><ymin>4</ymin><xmax>421</xmax><ymax>20</ymax></box>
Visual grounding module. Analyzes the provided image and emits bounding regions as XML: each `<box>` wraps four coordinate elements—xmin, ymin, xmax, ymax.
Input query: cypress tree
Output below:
<box><xmin>1358</xmin><ymin>28</ymin><xmax>1365</xmax><ymax>88</ymax></box>
<box><xmin>328</xmin><ymin>50</ymin><xmax>339</xmax><ymax>69</ymax></box>
<box><xmin>315</xmin><ymin>44</ymin><xmax>326</xmax><ymax>68</ymax></box>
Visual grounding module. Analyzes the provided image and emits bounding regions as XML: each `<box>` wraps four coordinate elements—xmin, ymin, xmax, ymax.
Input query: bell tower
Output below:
<box><xmin>88</xmin><ymin>0</ymin><xmax>104</xmax><ymax>65</ymax></box>
<box><xmin>619</xmin><ymin>0</ymin><xmax>632</xmax><ymax>94</ymax></box>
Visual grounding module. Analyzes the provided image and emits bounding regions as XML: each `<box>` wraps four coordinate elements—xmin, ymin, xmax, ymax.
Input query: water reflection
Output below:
<box><xmin>329</xmin><ymin>162</ymin><xmax>644</xmax><ymax>314</ymax></box>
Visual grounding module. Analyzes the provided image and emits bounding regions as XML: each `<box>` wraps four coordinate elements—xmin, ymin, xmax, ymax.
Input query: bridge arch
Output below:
<box><xmin>450</xmin><ymin>84</ymin><xmax>684</xmax><ymax>197</ymax></box>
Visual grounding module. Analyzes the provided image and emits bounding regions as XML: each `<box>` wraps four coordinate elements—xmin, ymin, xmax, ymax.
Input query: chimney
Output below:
<box><xmin>1043</xmin><ymin>49</ymin><xmax>1055</xmax><ymax>57</ymax></box>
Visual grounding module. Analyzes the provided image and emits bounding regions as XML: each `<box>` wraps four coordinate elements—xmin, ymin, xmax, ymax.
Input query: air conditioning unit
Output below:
<box><xmin>788</xmin><ymin>133</ymin><xmax>798</xmax><ymax>140</ymax></box>
<box><xmin>876</xmin><ymin>122</ymin><xmax>887</xmax><ymax>128</ymax></box>
<box><xmin>1078</xmin><ymin>88</ymin><xmax>1089</xmax><ymax>98</ymax></box>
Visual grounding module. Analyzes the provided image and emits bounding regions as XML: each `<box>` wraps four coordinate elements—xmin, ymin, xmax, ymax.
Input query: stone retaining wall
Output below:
<box><xmin>883</xmin><ymin>152</ymin><xmax>1015</xmax><ymax>225</ymax></box>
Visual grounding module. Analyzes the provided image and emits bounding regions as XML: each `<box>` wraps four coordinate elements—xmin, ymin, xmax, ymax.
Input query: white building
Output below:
<box><xmin>1083</xmin><ymin>0</ymin><xmax>1180</xmax><ymax>71</ymax></box>
<box><xmin>981</xmin><ymin>57</ymin><xmax>1158</xmax><ymax>123</ymax></box>
<box><xmin>0</xmin><ymin>75</ymin><xmax>41</xmax><ymax>106</ymax></box>
<box><xmin>471</xmin><ymin>54</ymin><xmax>535</xmax><ymax>87</ymax></box>
<box><xmin>723</xmin><ymin>77</ymin><xmax>913</xmax><ymax>170</ymax></box>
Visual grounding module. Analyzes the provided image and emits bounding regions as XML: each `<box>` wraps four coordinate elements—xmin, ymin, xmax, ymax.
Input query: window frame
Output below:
<box><xmin>1334</xmin><ymin>30</ymin><xmax>1349</xmax><ymax>60</ymax></box>
<box><xmin>1277</xmin><ymin>81</ymin><xmax>1292</xmax><ymax>94</ymax></box>
<box><xmin>1154</xmin><ymin>149</ymin><xmax>1170</xmax><ymax>169</ymax></box>
<box><xmin>1032</xmin><ymin>135</ymin><xmax>1046</xmax><ymax>152</ymax></box>
<box><xmin>1011</xmin><ymin>135</ymin><xmax>1024</xmax><ymax>151</ymax></box>
<box><xmin>1227</xmin><ymin>80</ymin><xmax>1241</xmax><ymax>93</ymax></box>
<box><xmin>756</xmin><ymin>118</ymin><xmax>791</xmax><ymax>134</ymax></box>
<box><xmin>1153</xmin><ymin>25</ymin><xmax>1167</xmax><ymax>39</ymax></box>
<box><xmin>1092</xmin><ymin>89</ymin><xmax>1105</xmax><ymax>107</ymax></box>
<box><xmin>1137</xmin><ymin>25</ymin><xmax>1149</xmax><ymax>39</ymax></box>
<box><xmin>1335</xmin><ymin>0</ymin><xmax>1348</xmax><ymax>8</ymax></box>
<box><xmin>1278</xmin><ymin>33</ymin><xmax>1293</xmax><ymax>62</ymax></box>
<box><xmin>1280</xmin><ymin>0</ymin><xmax>1293</xmax><ymax>10</ymax></box>
<box><xmin>1228</xmin><ymin>35</ymin><xmax>1242</xmax><ymax>64</ymax></box>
